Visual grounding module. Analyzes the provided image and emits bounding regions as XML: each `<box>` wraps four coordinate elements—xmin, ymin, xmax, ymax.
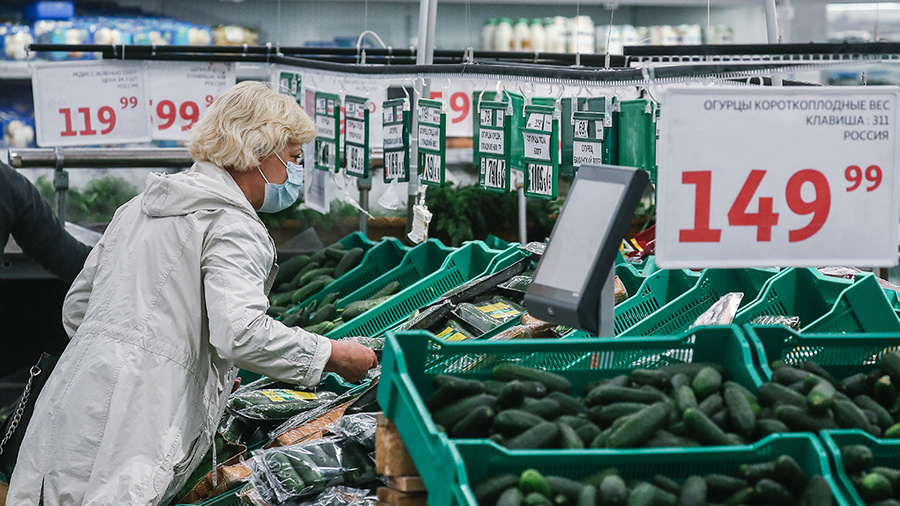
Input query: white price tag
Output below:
<box><xmin>479</xmin><ymin>129</ymin><xmax>505</xmax><ymax>155</ymax></box>
<box><xmin>33</xmin><ymin>61</ymin><xmax>151</xmax><ymax>146</ymax></box>
<box><xmin>573</xmin><ymin>141</ymin><xmax>603</xmax><ymax>167</ymax></box>
<box><xmin>523</xmin><ymin>132</ymin><xmax>551</xmax><ymax>161</ymax></box>
<box><xmin>304</xmin><ymin>157</ymin><xmax>329</xmax><ymax>214</ymax></box>
<box><xmin>527</xmin><ymin>163</ymin><xmax>554</xmax><ymax>196</ymax></box>
<box><xmin>384</xmin><ymin>124</ymin><xmax>404</xmax><ymax>149</ymax></box>
<box><xmin>428</xmin><ymin>81</ymin><xmax>473</xmax><ymax>137</ymax></box>
<box><xmin>481</xmin><ymin>157</ymin><xmax>506</xmax><ymax>189</ymax></box>
<box><xmin>316</xmin><ymin>140</ymin><xmax>336</xmax><ymax>171</ymax></box>
<box><xmin>346</xmin><ymin>118</ymin><xmax>365</xmax><ymax>144</ymax></box>
<box><xmin>317</xmin><ymin>116</ymin><xmax>336</xmax><ymax>139</ymax></box>
<box><xmin>145</xmin><ymin>61</ymin><xmax>235</xmax><ymax>141</ymax></box>
<box><xmin>421</xmin><ymin>152</ymin><xmax>442</xmax><ymax>183</ymax></box>
<box><xmin>657</xmin><ymin>87</ymin><xmax>900</xmax><ymax>268</ymax></box>
<box><xmin>418</xmin><ymin>104</ymin><xmax>441</xmax><ymax>125</ymax></box>
<box><xmin>346</xmin><ymin>144</ymin><xmax>366</xmax><ymax>174</ymax></box>
<box><xmin>385</xmin><ymin>150</ymin><xmax>405</xmax><ymax>180</ymax></box>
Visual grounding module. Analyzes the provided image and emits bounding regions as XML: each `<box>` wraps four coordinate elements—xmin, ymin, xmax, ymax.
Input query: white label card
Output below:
<box><xmin>421</xmin><ymin>152</ymin><xmax>442</xmax><ymax>182</ymax></box>
<box><xmin>523</xmin><ymin>132</ymin><xmax>551</xmax><ymax>161</ymax></box>
<box><xmin>418</xmin><ymin>124</ymin><xmax>441</xmax><ymax>150</ymax></box>
<box><xmin>481</xmin><ymin>157</ymin><xmax>507</xmax><ymax>189</ymax></box>
<box><xmin>385</xmin><ymin>150</ymin><xmax>405</xmax><ymax>179</ymax></box>
<box><xmin>657</xmin><ymin>87</ymin><xmax>900</xmax><ymax>268</ymax></box>
<box><xmin>145</xmin><ymin>61</ymin><xmax>235</xmax><ymax>141</ymax></box>
<box><xmin>527</xmin><ymin>163</ymin><xmax>554</xmax><ymax>196</ymax></box>
<box><xmin>479</xmin><ymin>128</ymin><xmax>505</xmax><ymax>155</ymax></box>
<box><xmin>572</xmin><ymin>141</ymin><xmax>604</xmax><ymax>167</ymax></box>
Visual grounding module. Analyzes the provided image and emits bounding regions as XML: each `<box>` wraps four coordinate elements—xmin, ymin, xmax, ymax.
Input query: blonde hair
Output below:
<box><xmin>189</xmin><ymin>81</ymin><xmax>316</xmax><ymax>171</ymax></box>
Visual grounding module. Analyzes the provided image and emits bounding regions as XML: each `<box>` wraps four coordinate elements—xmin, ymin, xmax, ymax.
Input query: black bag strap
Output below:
<box><xmin>0</xmin><ymin>363</ymin><xmax>43</xmax><ymax>456</ymax></box>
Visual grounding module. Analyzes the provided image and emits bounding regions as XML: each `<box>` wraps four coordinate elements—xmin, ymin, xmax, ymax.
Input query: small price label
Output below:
<box><xmin>382</xmin><ymin>98</ymin><xmax>410</xmax><ymax>183</ymax></box>
<box><xmin>315</xmin><ymin>92</ymin><xmax>341</xmax><ymax>172</ymax></box>
<box><xmin>418</xmin><ymin>98</ymin><xmax>446</xmax><ymax>187</ymax></box>
<box><xmin>657</xmin><ymin>87</ymin><xmax>900</xmax><ymax>268</ymax></box>
<box><xmin>146</xmin><ymin>61</ymin><xmax>234</xmax><ymax>141</ymax></box>
<box><xmin>475</xmin><ymin>101</ymin><xmax>511</xmax><ymax>193</ymax></box>
<box><xmin>482</xmin><ymin>157</ymin><xmax>507</xmax><ymax>190</ymax></box>
<box><xmin>33</xmin><ymin>61</ymin><xmax>151</xmax><ymax>146</ymax></box>
<box><xmin>522</xmin><ymin>104</ymin><xmax>559</xmax><ymax>200</ymax></box>
<box><xmin>344</xmin><ymin>95</ymin><xmax>369</xmax><ymax>178</ymax></box>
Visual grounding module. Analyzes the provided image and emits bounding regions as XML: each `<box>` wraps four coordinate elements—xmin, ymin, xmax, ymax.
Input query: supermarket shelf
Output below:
<box><xmin>0</xmin><ymin>61</ymin><xmax>31</xmax><ymax>80</ymax></box>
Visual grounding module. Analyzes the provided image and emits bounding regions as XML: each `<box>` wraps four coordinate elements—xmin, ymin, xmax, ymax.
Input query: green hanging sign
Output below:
<box><xmin>476</xmin><ymin>101</ymin><xmax>511</xmax><ymax>193</ymax></box>
<box><xmin>278</xmin><ymin>71</ymin><xmax>302</xmax><ymax>106</ymax></box>
<box><xmin>522</xmin><ymin>104</ymin><xmax>558</xmax><ymax>200</ymax></box>
<box><xmin>382</xmin><ymin>98</ymin><xmax>410</xmax><ymax>183</ymax></box>
<box><xmin>314</xmin><ymin>92</ymin><xmax>340</xmax><ymax>172</ymax></box>
<box><xmin>473</xmin><ymin>90</ymin><xmax>525</xmax><ymax>172</ymax></box>
<box><xmin>560</xmin><ymin>97</ymin><xmax>617</xmax><ymax>177</ymax></box>
<box><xmin>344</xmin><ymin>95</ymin><xmax>369</xmax><ymax>178</ymax></box>
<box><xmin>417</xmin><ymin>98</ymin><xmax>446</xmax><ymax>187</ymax></box>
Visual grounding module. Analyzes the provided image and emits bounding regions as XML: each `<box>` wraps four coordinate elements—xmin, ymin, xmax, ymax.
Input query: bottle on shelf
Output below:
<box><xmin>494</xmin><ymin>18</ymin><xmax>514</xmax><ymax>51</ymax></box>
<box><xmin>568</xmin><ymin>15</ymin><xmax>595</xmax><ymax>54</ymax></box>
<box><xmin>547</xmin><ymin>16</ymin><xmax>567</xmax><ymax>53</ymax></box>
<box><xmin>513</xmin><ymin>18</ymin><xmax>532</xmax><ymax>51</ymax></box>
<box><xmin>480</xmin><ymin>18</ymin><xmax>497</xmax><ymax>51</ymax></box>
<box><xmin>530</xmin><ymin>18</ymin><xmax>545</xmax><ymax>52</ymax></box>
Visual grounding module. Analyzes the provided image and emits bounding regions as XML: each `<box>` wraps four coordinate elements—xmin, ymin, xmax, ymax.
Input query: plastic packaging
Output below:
<box><xmin>513</xmin><ymin>18</ymin><xmax>531</xmax><ymax>51</ymax></box>
<box><xmin>307</xmin><ymin>486</ymin><xmax>376</xmax><ymax>506</ymax></box>
<box><xmin>493</xmin><ymin>18</ymin><xmax>514</xmax><ymax>52</ymax></box>
<box><xmin>750</xmin><ymin>315</ymin><xmax>802</xmax><ymax>330</ymax></box>
<box><xmin>326</xmin><ymin>413</ymin><xmax>377</xmax><ymax>449</ymax></box>
<box><xmin>228</xmin><ymin>389</ymin><xmax>339</xmax><ymax>421</ymax></box>
<box><xmin>480</xmin><ymin>19</ymin><xmax>497</xmax><ymax>51</ymax></box>
<box><xmin>434</xmin><ymin>319</ymin><xmax>476</xmax><ymax>341</ymax></box>
<box><xmin>689</xmin><ymin>292</ymin><xmax>744</xmax><ymax>328</ymax></box>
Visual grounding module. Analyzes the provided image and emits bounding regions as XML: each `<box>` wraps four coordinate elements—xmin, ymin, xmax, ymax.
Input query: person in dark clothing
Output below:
<box><xmin>0</xmin><ymin>161</ymin><xmax>92</xmax><ymax>375</ymax></box>
<box><xmin>0</xmin><ymin>161</ymin><xmax>91</xmax><ymax>282</ymax></box>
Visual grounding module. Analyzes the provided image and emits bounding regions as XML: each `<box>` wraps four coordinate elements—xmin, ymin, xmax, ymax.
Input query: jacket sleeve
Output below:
<box><xmin>0</xmin><ymin>162</ymin><xmax>91</xmax><ymax>283</ymax></box>
<box><xmin>61</xmin><ymin>233</ymin><xmax>105</xmax><ymax>338</ymax></box>
<box><xmin>201</xmin><ymin>213</ymin><xmax>332</xmax><ymax>387</ymax></box>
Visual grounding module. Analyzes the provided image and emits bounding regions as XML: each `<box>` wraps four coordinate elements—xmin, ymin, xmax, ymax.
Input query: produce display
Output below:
<box><xmin>837</xmin><ymin>443</ymin><xmax>900</xmax><ymax>505</ymax></box>
<box><xmin>472</xmin><ymin>458</ymin><xmax>833</xmax><ymax>506</ymax></box>
<box><xmin>268</xmin><ymin>242</ymin><xmax>365</xmax><ymax>315</ymax></box>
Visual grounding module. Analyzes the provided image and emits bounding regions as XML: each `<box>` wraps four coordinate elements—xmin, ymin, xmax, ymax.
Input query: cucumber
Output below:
<box><xmin>556</xmin><ymin>421</ymin><xmax>585</xmax><ymax>449</ymax></box>
<box><xmin>697</xmin><ymin>393</ymin><xmax>724</xmax><ymax>416</ymax></box>
<box><xmin>270</xmin><ymin>452</ymin><xmax>306</xmax><ymax>493</ymax></box>
<box><xmin>425</xmin><ymin>375</ymin><xmax>485</xmax><ymax>410</ymax></box>
<box><xmin>755</xmin><ymin>418</ymin><xmax>790</xmax><ymax>438</ymax></box>
<box><xmin>575</xmin><ymin>423</ymin><xmax>601</xmax><ymax>447</ymax></box>
<box><xmin>450</xmin><ymin>405</ymin><xmax>494</xmax><ymax>438</ymax></box>
<box><xmin>291</xmin><ymin>261</ymin><xmax>322</xmax><ymax>287</ymax></box>
<box><xmin>307</xmin><ymin>303</ymin><xmax>336</xmax><ymax>327</ymax></box>
<box><xmin>754</xmin><ymin>478</ymin><xmax>795</xmax><ymax>506</ymax></box>
<box><xmin>774</xmin><ymin>454</ymin><xmax>808</xmax><ymax>496</ymax></box>
<box><xmin>269</xmin><ymin>290</ymin><xmax>297</xmax><ymax>307</ymax></box>
<box><xmin>547</xmin><ymin>476</ymin><xmax>585</xmax><ymax>502</ymax></box>
<box><xmin>704</xmin><ymin>474</ymin><xmax>748</xmax><ymax>502</ymax></box>
<box><xmin>651</xmin><ymin>475</ymin><xmax>681</xmax><ymax>495</ymax></box>
<box><xmin>274</xmin><ymin>254</ymin><xmax>312</xmax><ymax>286</ymax></box>
<box><xmin>290</xmin><ymin>279</ymin><xmax>329</xmax><ymax>305</ymax></box>
<box><xmin>806</xmin><ymin>380</ymin><xmax>837</xmax><ymax>413</ymax></box>
<box><xmin>669</xmin><ymin>372</ymin><xmax>692</xmax><ymax>391</ymax></box>
<box><xmin>519</xmin><ymin>381</ymin><xmax>550</xmax><ymax>398</ymax></box>
<box><xmin>320</xmin><ymin>291</ymin><xmax>341</xmax><ymax>307</ymax></box>
<box><xmin>643</xmin><ymin>430</ymin><xmax>700</xmax><ymax>448</ymax></box>
<box><xmin>875</xmin><ymin>375</ymin><xmax>898</xmax><ymax>406</ymax></box>
<box><xmin>586</xmin><ymin>402</ymin><xmax>644</xmax><ymax>425</ymax></box>
<box><xmin>721</xmin><ymin>486</ymin><xmax>754</xmax><ymax>505</ymax></box>
<box><xmin>757</xmin><ymin>382</ymin><xmax>807</xmax><ymax>408</ymax></box>
<box><xmin>627</xmin><ymin>482</ymin><xmax>676</xmax><ymax>506</ymax></box>
<box><xmin>683</xmin><ymin>407</ymin><xmax>732</xmax><ymax>446</ymax></box>
<box><xmin>280</xmin><ymin>309</ymin><xmax>305</xmax><ymax>328</ymax></box>
<box><xmin>520</xmin><ymin>469</ymin><xmax>552</xmax><ymax>498</ymax></box>
<box><xmin>484</xmin><ymin>380</ymin><xmax>506</xmax><ymax>396</ymax></box>
<box><xmin>497</xmin><ymin>487</ymin><xmax>525</xmax><ymax>506</ymax></box>
<box><xmin>841</xmin><ymin>373</ymin><xmax>871</xmax><ymax>397</ymax></box>
<box><xmin>303</xmin><ymin>320</ymin><xmax>335</xmax><ymax>335</ymax></box>
<box><xmin>547</xmin><ymin>391</ymin><xmax>587</xmax><ymax>416</ymax></box>
<box><xmin>432</xmin><ymin>393</ymin><xmax>497</xmax><ymax>428</ymax></box>
<box><xmin>833</xmin><ymin>398</ymin><xmax>879</xmax><ymax>435</ymax></box>
<box><xmin>333</xmin><ymin>247</ymin><xmax>364</xmax><ymax>278</ymax></box>
<box><xmin>860</xmin><ymin>472</ymin><xmax>894</xmax><ymax>503</ymax></box>
<box><xmin>885</xmin><ymin>421</ymin><xmax>900</xmax><ymax>438</ymax></box>
<box><xmin>456</xmin><ymin>302</ymin><xmax>504</xmax><ymax>334</ymax></box>
<box><xmin>739</xmin><ymin>461</ymin><xmax>777</xmax><ymax>482</ymax></box>
<box><xmin>598</xmin><ymin>474</ymin><xmax>628</xmax><ymax>506</ymax></box>
<box><xmin>493</xmin><ymin>409</ymin><xmax>546</xmax><ymax>435</ymax></box>
<box><xmin>674</xmin><ymin>384</ymin><xmax>699</xmax><ymax>414</ymax></box>
<box><xmin>474</xmin><ymin>474</ymin><xmax>520</xmax><ymax>505</ymax></box>
<box><xmin>505</xmin><ymin>421</ymin><xmax>559</xmax><ymax>449</ymax></box>
<box><xmin>691</xmin><ymin>366</ymin><xmax>723</xmax><ymax>399</ymax></box>
<box><xmin>370</xmin><ymin>280</ymin><xmax>403</xmax><ymax>300</ymax></box>
<box><xmin>801</xmin><ymin>475</ymin><xmax>834</xmax><ymax>506</ymax></box>
<box><xmin>855</xmin><ymin>394</ymin><xmax>894</xmax><ymax>430</ymax></box>
<box><xmin>658</xmin><ymin>362</ymin><xmax>726</xmax><ymax>379</ymax></box>
<box><xmin>772</xmin><ymin>365</ymin><xmax>816</xmax><ymax>386</ymax></box>
<box><xmin>492</xmin><ymin>363</ymin><xmax>573</xmax><ymax>395</ymax></box>
<box><xmin>498</xmin><ymin>381</ymin><xmax>528</xmax><ymax>409</ymax></box>
<box><xmin>882</xmin><ymin>350</ymin><xmax>900</xmax><ymax>383</ymax></box>
<box><xmin>287</xmin><ymin>452</ymin><xmax>326</xmax><ymax>492</ymax></box>
<box><xmin>723</xmin><ymin>381</ymin><xmax>756</xmax><ymax>436</ymax></box>
<box><xmin>298</xmin><ymin>267</ymin><xmax>335</xmax><ymax>287</ymax></box>
<box><xmin>873</xmin><ymin>466</ymin><xmax>900</xmax><ymax>491</ymax></box>
<box><xmin>605</xmin><ymin>402</ymin><xmax>669</xmax><ymax>448</ymax></box>
<box><xmin>556</xmin><ymin>415</ymin><xmax>591</xmax><ymax>430</ymax></box>
<box><xmin>267</xmin><ymin>305</ymin><xmax>288</xmax><ymax>318</ymax></box>
<box><xmin>341</xmin><ymin>296</ymin><xmax>391</xmax><ymax>322</ymax></box>
<box><xmin>584</xmin><ymin>385</ymin><xmax>665</xmax><ymax>406</ymax></box>
<box><xmin>630</xmin><ymin>368</ymin><xmax>671</xmax><ymax>389</ymax></box>
<box><xmin>576</xmin><ymin>485</ymin><xmax>597</xmax><ymax>506</ymax></box>
<box><xmin>774</xmin><ymin>404</ymin><xmax>839</xmax><ymax>432</ymax></box>
<box><xmin>524</xmin><ymin>492</ymin><xmax>551</xmax><ymax>506</ymax></box>
<box><xmin>580</xmin><ymin>467</ymin><xmax>621</xmax><ymax>487</ymax></box>
<box><xmin>679</xmin><ymin>475</ymin><xmax>708</xmax><ymax>506</ymax></box>
<box><xmin>798</xmin><ymin>360</ymin><xmax>840</xmax><ymax>388</ymax></box>
<box><xmin>522</xmin><ymin>397</ymin><xmax>563</xmax><ymax>420</ymax></box>
<box><xmin>841</xmin><ymin>444</ymin><xmax>874</xmax><ymax>474</ymax></box>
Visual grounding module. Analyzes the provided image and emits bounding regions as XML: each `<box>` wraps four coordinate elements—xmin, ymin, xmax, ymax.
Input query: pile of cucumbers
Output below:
<box><xmin>267</xmin><ymin>242</ymin><xmax>366</xmax><ymax>317</ymax></box>
<box><xmin>425</xmin><ymin>349</ymin><xmax>900</xmax><ymax>450</ymax></box>
<box><xmin>840</xmin><ymin>443</ymin><xmax>900</xmax><ymax>505</ymax></box>
<box><xmin>473</xmin><ymin>457</ymin><xmax>834</xmax><ymax>506</ymax></box>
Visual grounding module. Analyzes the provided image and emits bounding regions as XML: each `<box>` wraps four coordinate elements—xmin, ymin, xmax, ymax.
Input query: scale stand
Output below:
<box><xmin>598</xmin><ymin>265</ymin><xmax>615</xmax><ymax>338</ymax></box>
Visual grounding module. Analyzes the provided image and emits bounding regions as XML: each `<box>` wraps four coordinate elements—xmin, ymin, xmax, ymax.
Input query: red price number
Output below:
<box><xmin>680</xmin><ymin>165</ymin><xmax>880</xmax><ymax>244</ymax></box>
<box><xmin>59</xmin><ymin>105</ymin><xmax>117</xmax><ymax>137</ymax></box>
<box><xmin>429</xmin><ymin>91</ymin><xmax>470</xmax><ymax>124</ymax></box>
<box><xmin>154</xmin><ymin>96</ymin><xmax>213</xmax><ymax>132</ymax></box>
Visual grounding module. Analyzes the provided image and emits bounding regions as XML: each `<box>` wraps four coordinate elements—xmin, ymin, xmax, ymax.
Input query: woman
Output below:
<box><xmin>7</xmin><ymin>81</ymin><xmax>377</xmax><ymax>504</ymax></box>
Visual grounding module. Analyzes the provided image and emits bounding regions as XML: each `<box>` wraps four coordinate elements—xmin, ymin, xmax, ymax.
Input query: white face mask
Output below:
<box><xmin>256</xmin><ymin>153</ymin><xmax>304</xmax><ymax>213</ymax></box>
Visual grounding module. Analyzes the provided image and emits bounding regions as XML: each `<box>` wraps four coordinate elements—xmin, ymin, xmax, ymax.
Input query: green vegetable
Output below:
<box><xmin>801</xmin><ymin>475</ymin><xmax>834</xmax><ymax>506</ymax></box>
<box><xmin>584</xmin><ymin>385</ymin><xmax>665</xmax><ymax>406</ymax></box>
<box><xmin>524</xmin><ymin>492</ymin><xmax>551</xmax><ymax>506</ymax></box>
<box><xmin>341</xmin><ymin>296</ymin><xmax>391</xmax><ymax>322</ymax></box>
<box><xmin>521</xmin><ymin>397</ymin><xmax>563</xmax><ymax>420</ymax></box>
<box><xmin>497</xmin><ymin>487</ymin><xmax>525</xmax><ymax>506</ymax></box>
<box><xmin>333</xmin><ymin>247</ymin><xmax>364</xmax><ymax>278</ymax></box>
<box><xmin>691</xmin><ymin>366</ymin><xmax>723</xmax><ymax>399</ymax></box>
<box><xmin>432</xmin><ymin>393</ymin><xmax>497</xmax><ymax>428</ymax></box>
<box><xmin>450</xmin><ymin>405</ymin><xmax>494</xmax><ymax>438</ymax></box>
<box><xmin>303</xmin><ymin>320</ymin><xmax>335</xmax><ymax>335</ymax></box>
<box><xmin>841</xmin><ymin>444</ymin><xmax>874</xmax><ymax>474</ymax></box>
<box><xmin>370</xmin><ymin>280</ymin><xmax>402</xmax><ymax>300</ymax></box>
<box><xmin>520</xmin><ymin>469</ymin><xmax>552</xmax><ymax>497</ymax></box>
<box><xmin>456</xmin><ymin>302</ymin><xmax>504</xmax><ymax>334</ymax></box>
<box><xmin>307</xmin><ymin>303</ymin><xmax>336</xmax><ymax>327</ymax></box>
<box><xmin>290</xmin><ymin>279</ymin><xmax>330</xmax><ymax>305</ymax></box>
<box><xmin>605</xmin><ymin>402</ymin><xmax>669</xmax><ymax>449</ymax></box>
<box><xmin>270</xmin><ymin>452</ymin><xmax>306</xmax><ymax>492</ymax></box>
<box><xmin>774</xmin><ymin>454</ymin><xmax>808</xmax><ymax>496</ymax></box>
<box><xmin>274</xmin><ymin>254</ymin><xmax>311</xmax><ymax>286</ymax></box>
<box><xmin>425</xmin><ymin>375</ymin><xmax>485</xmax><ymax>410</ymax></box>
<box><xmin>547</xmin><ymin>391</ymin><xmax>587</xmax><ymax>416</ymax></box>
<box><xmin>855</xmin><ymin>394</ymin><xmax>894</xmax><ymax>430</ymax></box>
<box><xmin>546</xmin><ymin>475</ymin><xmax>585</xmax><ymax>502</ymax></box>
<box><xmin>492</xmin><ymin>409</ymin><xmax>546</xmax><ymax>435</ymax></box>
<box><xmin>505</xmin><ymin>421</ymin><xmax>559</xmax><ymax>449</ymax></box>
<box><xmin>555</xmin><ymin>421</ymin><xmax>584</xmax><ymax>450</ymax></box>
<box><xmin>757</xmin><ymin>382</ymin><xmax>807</xmax><ymax>408</ymax></box>
<box><xmin>679</xmin><ymin>475</ymin><xmax>708</xmax><ymax>506</ymax></box>
<box><xmin>683</xmin><ymin>407</ymin><xmax>732</xmax><ymax>446</ymax></box>
<box><xmin>774</xmin><ymin>404</ymin><xmax>839</xmax><ymax>432</ymax></box>
<box><xmin>474</xmin><ymin>474</ymin><xmax>519</xmax><ymax>505</ymax></box>
<box><xmin>806</xmin><ymin>380</ymin><xmax>837</xmax><ymax>413</ymax></box>
<box><xmin>860</xmin><ymin>472</ymin><xmax>894</xmax><ymax>503</ymax></box>
<box><xmin>723</xmin><ymin>381</ymin><xmax>756</xmax><ymax>436</ymax></box>
<box><xmin>754</xmin><ymin>478</ymin><xmax>795</xmax><ymax>506</ymax></box>
<box><xmin>492</xmin><ymin>363</ymin><xmax>573</xmax><ymax>395</ymax></box>
<box><xmin>576</xmin><ymin>485</ymin><xmax>598</xmax><ymax>506</ymax></box>
<box><xmin>498</xmin><ymin>381</ymin><xmax>528</xmax><ymax>409</ymax></box>
<box><xmin>598</xmin><ymin>475</ymin><xmax>627</xmax><ymax>506</ymax></box>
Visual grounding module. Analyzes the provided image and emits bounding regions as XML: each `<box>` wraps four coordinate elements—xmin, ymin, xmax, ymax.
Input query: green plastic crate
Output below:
<box><xmin>742</xmin><ymin>324</ymin><xmax>900</xmax><ymax>384</ymax></box>
<box><xmin>619</xmin><ymin>268</ymin><xmax>777</xmax><ymax>337</ymax></box>
<box><xmin>617</xmin><ymin>98</ymin><xmax>658</xmax><ymax>183</ymax></box>
<box><xmin>335</xmin><ymin>231</ymin><xmax>377</xmax><ymax>251</ymax></box>
<box><xmin>325</xmin><ymin>241</ymin><xmax>510</xmax><ymax>339</ymax></box>
<box><xmin>377</xmin><ymin>326</ymin><xmax>764</xmax><ymax>506</ymax></box>
<box><xmin>449</xmin><ymin>433</ymin><xmax>848</xmax><ymax>506</ymax></box>
<box><xmin>483</xmin><ymin>234</ymin><xmax>510</xmax><ymax>250</ymax></box>
<box><xmin>732</xmin><ymin>267</ymin><xmax>855</xmax><ymax>329</ymax></box>
<box><xmin>822</xmin><ymin>429</ymin><xmax>900</xmax><ymax>506</ymax></box>
<box><xmin>613</xmin><ymin>268</ymin><xmax>702</xmax><ymax>334</ymax></box>
<box><xmin>803</xmin><ymin>273</ymin><xmax>900</xmax><ymax>334</ymax></box>
<box><xmin>289</xmin><ymin>237</ymin><xmax>409</xmax><ymax>311</ymax></box>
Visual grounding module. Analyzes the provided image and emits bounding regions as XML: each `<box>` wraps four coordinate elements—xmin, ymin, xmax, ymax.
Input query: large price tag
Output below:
<box><xmin>32</xmin><ymin>61</ymin><xmax>151</xmax><ymax>146</ymax></box>
<box><xmin>344</xmin><ymin>95</ymin><xmax>369</xmax><ymax>178</ymax></box>
<box><xmin>657</xmin><ymin>87</ymin><xmax>900</xmax><ymax>268</ymax></box>
<box><xmin>315</xmin><ymin>92</ymin><xmax>341</xmax><ymax>172</ymax></box>
<box><xmin>476</xmin><ymin>101</ymin><xmax>511</xmax><ymax>193</ymax></box>
<box><xmin>145</xmin><ymin>62</ymin><xmax>234</xmax><ymax>141</ymax></box>
<box><xmin>382</xmin><ymin>98</ymin><xmax>410</xmax><ymax>183</ymax></box>
<box><xmin>417</xmin><ymin>98</ymin><xmax>446</xmax><ymax>187</ymax></box>
<box><xmin>522</xmin><ymin>104</ymin><xmax>558</xmax><ymax>200</ymax></box>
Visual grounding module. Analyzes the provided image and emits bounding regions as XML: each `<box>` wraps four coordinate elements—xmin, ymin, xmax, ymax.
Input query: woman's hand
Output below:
<box><xmin>323</xmin><ymin>337</ymin><xmax>378</xmax><ymax>383</ymax></box>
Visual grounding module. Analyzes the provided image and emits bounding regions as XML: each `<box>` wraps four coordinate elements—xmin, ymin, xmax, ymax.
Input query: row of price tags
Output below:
<box><xmin>32</xmin><ymin>60</ymin><xmax>235</xmax><ymax>146</ymax></box>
